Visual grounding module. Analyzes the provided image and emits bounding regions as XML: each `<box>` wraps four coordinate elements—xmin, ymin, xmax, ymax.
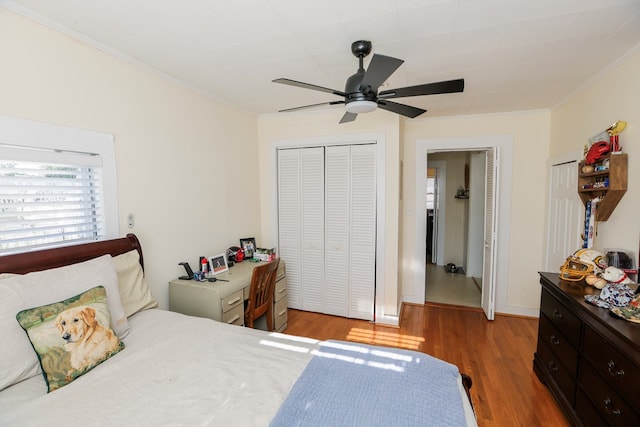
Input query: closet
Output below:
<box><xmin>277</xmin><ymin>143</ymin><xmax>376</xmax><ymax>321</ymax></box>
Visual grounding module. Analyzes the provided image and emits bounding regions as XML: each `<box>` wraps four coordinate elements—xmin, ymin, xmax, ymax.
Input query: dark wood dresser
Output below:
<box><xmin>534</xmin><ymin>272</ymin><xmax>640</xmax><ymax>426</ymax></box>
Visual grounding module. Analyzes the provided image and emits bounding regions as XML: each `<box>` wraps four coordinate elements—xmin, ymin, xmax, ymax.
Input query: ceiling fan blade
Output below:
<box><xmin>379</xmin><ymin>79</ymin><xmax>464</xmax><ymax>99</ymax></box>
<box><xmin>360</xmin><ymin>54</ymin><xmax>404</xmax><ymax>92</ymax></box>
<box><xmin>273</xmin><ymin>78</ymin><xmax>346</xmax><ymax>97</ymax></box>
<box><xmin>339</xmin><ymin>112</ymin><xmax>358</xmax><ymax>124</ymax></box>
<box><xmin>279</xmin><ymin>100</ymin><xmax>345</xmax><ymax>113</ymax></box>
<box><xmin>377</xmin><ymin>100</ymin><xmax>426</xmax><ymax>118</ymax></box>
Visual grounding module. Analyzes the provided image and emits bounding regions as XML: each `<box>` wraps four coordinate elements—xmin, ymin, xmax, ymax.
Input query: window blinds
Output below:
<box><xmin>0</xmin><ymin>146</ymin><xmax>105</xmax><ymax>254</ymax></box>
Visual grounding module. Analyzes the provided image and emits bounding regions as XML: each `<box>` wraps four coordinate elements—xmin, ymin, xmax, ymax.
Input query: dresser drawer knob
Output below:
<box><xmin>548</xmin><ymin>360</ymin><xmax>559</xmax><ymax>372</ymax></box>
<box><xmin>607</xmin><ymin>360</ymin><xmax>625</xmax><ymax>377</ymax></box>
<box><xmin>603</xmin><ymin>398</ymin><xmax>621</xmax><ymax>416</ymax></box>
<box><xmin>549</xmin><ymin>335</ymin><xmax>560</xmax><ymax>346</ymax></box>
<box><xmin>552</xmin><ymin>309</ymin><xmax>563</xmax><ymax>319</ymax></box>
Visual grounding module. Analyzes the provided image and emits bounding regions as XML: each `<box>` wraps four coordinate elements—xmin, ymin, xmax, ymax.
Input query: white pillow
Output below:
<box><xmin>0</xmin><ymin>254</ymin><xmax>129</xmax><ymax>391</ymax></box>
<box><xmin>112</xmin><ymin>250</ymin><xmax>158</xmax><ymax>317</ymax></box>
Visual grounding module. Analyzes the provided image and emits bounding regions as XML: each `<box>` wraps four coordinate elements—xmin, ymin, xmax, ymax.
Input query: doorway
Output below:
<box><xmin>424</xmin><ymin>151</ymin><xmax>483</xmax><ymax>308</ymax></box>
<box><xmin>413</xmin><ymin>136</ymin><xmax>513</xmax><ymax>320</ymax></box>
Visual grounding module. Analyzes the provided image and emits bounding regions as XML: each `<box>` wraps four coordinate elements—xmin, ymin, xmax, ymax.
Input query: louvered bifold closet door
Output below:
<box><xmin>325</xmin><ymin>146</ymin><xmax>350</xmax><ymax>317</ymax></box>
<box><xmin>348</xmin><ymin>144</ymin><xmax>376</xmax><ymax>320</ymax></box>
<box><xmin>299</xmin><ymin>148</ymin><xmax>325</xmax><ymax>313</ymax></box>
<box><xmin>277</xmin><ymin>149</ymin><xmax>302</xmax><ymax>309</ymax></box>
<box><xmin>278</xmin><ymin>144</ymin><xmax>375</xmax><ymax>320</ymax></box>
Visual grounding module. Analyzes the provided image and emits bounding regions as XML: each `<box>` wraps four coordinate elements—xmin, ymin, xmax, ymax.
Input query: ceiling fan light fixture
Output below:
<box><xmin>345</xmin><ymin>100</ymin><xmax>377</xmax><ymax>114</ymax></box>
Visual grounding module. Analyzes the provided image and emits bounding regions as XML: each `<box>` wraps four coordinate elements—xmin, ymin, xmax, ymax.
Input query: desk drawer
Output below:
<box><xmin>222</xmin><ymin>290</ymin><xmax>243</xmax><ymax>313</ymax></box>
<box><xmin>540</xmin><ymin>289</ymin><xmax>581</xmax><ymax>347</ymax></box>
<box><xmin>539</xmin><ymin>315</ymin><xmax>578</xmax><ymax>378</ymax></box>
<box><xmin>583</xmin><ymin>325</ymin><xmax>640</xmax><ymax>412</ymax></box>
<box><xmin>275</xmin><ymin>277</ymin><xmax>287</xmax><ymax>303</ymax></box>
<box><xmin>221</xmin><ymin>303</ymin><xmax>244</xmax><ymax>326</ymax></box>
<box><xmin>580</xmin><ymin>359</ymin><xmax>639</xmax><ymax>425</ymax></box>
<box><xmin>274</xmin><ymin>296</ymin><xmax>288</xmax><ymax>330</ymax></box>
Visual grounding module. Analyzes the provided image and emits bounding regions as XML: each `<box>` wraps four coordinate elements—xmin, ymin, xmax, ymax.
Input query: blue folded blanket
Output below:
<box><xmin>270</xmin><ymin>340</ymin><xmax>466</xmax><ymax>427</ymax></box>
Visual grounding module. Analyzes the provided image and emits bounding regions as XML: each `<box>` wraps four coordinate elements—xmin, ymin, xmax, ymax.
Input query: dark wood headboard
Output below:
<box><xmin>0</xmin><ymin>234</ymin><xmax>144</xmax><ymax>274</ymax></box>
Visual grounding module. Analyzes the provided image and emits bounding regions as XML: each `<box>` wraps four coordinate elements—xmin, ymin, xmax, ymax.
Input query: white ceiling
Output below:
<box><xmin>4</xmin><ymin>0</ymin><xmax>640</xmax><ymax>119</ymax></box>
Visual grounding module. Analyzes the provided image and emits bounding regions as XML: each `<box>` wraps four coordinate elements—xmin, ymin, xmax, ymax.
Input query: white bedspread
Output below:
<box><xmin>0</xmin><ymin>309</ymin><xmax>476</xmax><ymax>426</ymax></box>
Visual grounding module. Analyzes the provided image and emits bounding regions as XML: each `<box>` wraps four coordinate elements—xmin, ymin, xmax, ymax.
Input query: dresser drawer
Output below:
<box><xmin>583</xmin><ymin>326</ymin><xmax>640</xmax><ymax>412</ymax></box>
<box><xmin>537</xmin><ymin>339</ymin><xmax>576</xmax><ymax>405</ymax></box>
<box><xmin>580</xmin><ymin>359</ymin><xmax>639</xmax><ymax>425</ymax></box>
<box><xmin>539</xmin><ymin>314</ymin><xmax>578</xmax><ymax>378</ymax></box>
<box><xmin>221</xmin><ymin>303</ymin><xmax>244</xmax><ymax>326</ymax></box>
<box><xmin>575</xmin><ymin>389</ymin><xmax>608</xmax><ymax>427</ymax></box>
<box><xmin>540</xmin><ymin>289</ymin><xmax>581</xmax><ymax>346</ymax></box>
<box><xmin>274</xmin><ymin>277</ymin><xmax>288</xmax><ymax>303</ymax></box>
<box><xmin>221</xmin><ymin>289</ymin><xmax>243</xmax><ymax>313</ymax></box>
<box><xmin>274</xmin><ymin>296</ymin><xmax>288</xmax><ymax>330</ymax></box>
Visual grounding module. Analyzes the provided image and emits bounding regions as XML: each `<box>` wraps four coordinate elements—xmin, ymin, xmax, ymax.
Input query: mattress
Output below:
<box><xmin>0</xmin><ymin>308</ymin><xmax>476</xmax><ymax>426</ymax></box>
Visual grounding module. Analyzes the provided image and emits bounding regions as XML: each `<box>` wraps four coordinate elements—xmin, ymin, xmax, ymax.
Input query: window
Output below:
<box><xmin>426</xmin><ymin>168</ymin><xmax>437</xmax><ymax>210</ymax></box>
<box><xmin>0</xmin><ymin>115</ymin><xmax>118</xmax><ymax>254</ymax></box>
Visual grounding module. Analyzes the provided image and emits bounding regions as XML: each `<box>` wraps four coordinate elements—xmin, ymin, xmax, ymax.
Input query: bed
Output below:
<box><xmin>0</xmin><ymin>234</ymin><xmax>477</xmax><ymax>426</ymax></box>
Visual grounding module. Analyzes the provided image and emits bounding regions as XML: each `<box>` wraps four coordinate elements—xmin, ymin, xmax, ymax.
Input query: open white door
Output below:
<box><xmin>544</xmin><ymin>155</ymin><xmax>584</xmax><ymax>271</ymax></box>
<box><xmin>482</xmin><ymin>148</ymin><xmax>498</xmax><ymax>320</ymax></box>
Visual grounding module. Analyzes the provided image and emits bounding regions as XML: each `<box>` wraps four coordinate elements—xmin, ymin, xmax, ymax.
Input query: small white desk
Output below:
<box><xmin>168</xmin><ymin>260</ymin><xmax>287</xmax><ymax>331</ymax></box>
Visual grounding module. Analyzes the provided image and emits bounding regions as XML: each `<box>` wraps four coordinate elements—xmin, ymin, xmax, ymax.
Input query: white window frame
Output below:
<box><xmin>0</xmin><ymin>115</ymin><xmax>119</xmax><ymax>253</ymax></box>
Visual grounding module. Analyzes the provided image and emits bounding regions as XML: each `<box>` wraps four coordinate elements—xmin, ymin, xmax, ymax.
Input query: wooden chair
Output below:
<box><xmin>244</xmin><ymin>259</ymin><xmax>280</xmax><ymax>331</ymax></box>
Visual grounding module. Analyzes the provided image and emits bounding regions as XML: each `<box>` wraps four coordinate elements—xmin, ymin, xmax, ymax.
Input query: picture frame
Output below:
<box><xmin>208</xmin><ymin>253</ymin><xmax>228</xmax><ymax>276</ymax></box>
<box><xmin>239</xmin><ymin>237</ymin><xmax>256</xmax><ymax>258</ymax></box>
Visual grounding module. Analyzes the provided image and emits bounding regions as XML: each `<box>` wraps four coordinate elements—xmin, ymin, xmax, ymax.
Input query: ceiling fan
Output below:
<box><xmin>273</xmin><ymin>40</ymin><xmax>464</xmax><ymax>124</ymax></box>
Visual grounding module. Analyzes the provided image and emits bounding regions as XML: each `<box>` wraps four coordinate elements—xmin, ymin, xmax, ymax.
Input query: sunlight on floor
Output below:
<box><xmin>346</xmin><ymin>327</ymin><xmax>425</xmax><ymax>350</ymax></box>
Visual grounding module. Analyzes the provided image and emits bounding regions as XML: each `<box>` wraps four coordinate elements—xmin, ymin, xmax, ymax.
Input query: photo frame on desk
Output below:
<box><xmin>208</xmin><ymin>253</ymin><xmax>228</xmax><ymax>276</ymax></box>
<box><xmin>239</xmin><ymin>237</ymin><xmax>256</xmax><ymax>258</ymax></box>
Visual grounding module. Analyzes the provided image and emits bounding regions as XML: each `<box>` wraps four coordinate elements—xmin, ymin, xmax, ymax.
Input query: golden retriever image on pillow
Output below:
<box><xmin>55</xmin><ymin>305</ymin><xmax>120</xmax><ymax>373</ymax></box>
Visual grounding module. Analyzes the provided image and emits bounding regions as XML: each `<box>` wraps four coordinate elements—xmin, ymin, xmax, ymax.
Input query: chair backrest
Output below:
<box><xmin>245</xmin><ymin>259</ymin><xmax>280</xmax><ymax>329</ymax></box>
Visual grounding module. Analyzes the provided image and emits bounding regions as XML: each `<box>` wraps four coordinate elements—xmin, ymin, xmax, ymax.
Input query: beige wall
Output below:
<box><xmin>4</xmin><ymin>5</ymin><xmax>638</xmax><ymax>319</ymax></box>
<box><xmin>403</xmin><ymin>111</ymin><xmax>551</xmax><ymax>314</ymax></box>
<box><xmin>551</xmin><ymin>48</ymin><xmax>640</xmax><ymax>254</ymax></box>
<box><xmin>0</xmin><ymin>9</ymin><xmax>260</xmax><ymax>308</ymax></box>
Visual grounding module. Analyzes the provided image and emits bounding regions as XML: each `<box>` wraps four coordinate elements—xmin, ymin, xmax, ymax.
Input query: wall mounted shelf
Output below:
<box><xmin>577</xmin><ymin>153</ymin><xmax>627</xmax><ymax>221</ymax></box>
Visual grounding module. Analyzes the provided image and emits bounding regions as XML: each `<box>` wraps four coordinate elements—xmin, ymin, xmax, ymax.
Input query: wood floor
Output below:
<box><xmin>285</xmin><ymin>304</ymin><xmax>570</xmax><ymax>427</ymax></box>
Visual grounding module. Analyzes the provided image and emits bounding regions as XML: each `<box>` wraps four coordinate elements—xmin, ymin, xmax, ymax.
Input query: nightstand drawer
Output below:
<box><xmin>221</xmin><ymin>290</ymin><xmax>243</xmax><ymax>313</ymax></box>
<box><xmin>222</xmin><ymin>303</ymin><xmax>244</xmax><ymax>326</ymax></box>
<box><xmin>537</xmin><ymin>339</ymin><xmax>576</xmax><ymax>405</ymax></box>
<box><xmin>583</xmin><ymin>325</ymin><xmax>640</xmax><ymax>411</ymax></box>
<box><xmin>540</xmin><ymin>289</ymin><xmax>581</xmax><ymax>346</ymax></box>
<box><xmin>539</xmin><ymin>314</ymin><xmax>578</xmax><ymax>378</ymax></box>
<box><xmin>580</xmin><ymin>359</ymin><xmax>639</xmax><ymax>425</ymax></box>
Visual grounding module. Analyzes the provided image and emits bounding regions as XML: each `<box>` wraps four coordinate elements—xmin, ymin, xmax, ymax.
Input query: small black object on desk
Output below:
<box><xmin>178</xmin><ymin>262</ymin><xmax>194</xmax><ymax>280</ymax></box>
<box><xmin>207</xmin><ymin>277</ymin><xmax>229</xmax><ymax>282</ymax></box>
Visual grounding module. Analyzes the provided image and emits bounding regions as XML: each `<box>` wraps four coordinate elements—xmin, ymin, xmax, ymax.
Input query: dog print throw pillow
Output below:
<box><xmin>16</xmin><ymin>286</ymin><xmax>124</xmax><ymax>392</ymax></box>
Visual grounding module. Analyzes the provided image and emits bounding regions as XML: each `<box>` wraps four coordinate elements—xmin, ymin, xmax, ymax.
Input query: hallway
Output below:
<box><xmin>425</xmin><ymin>263</ymin><xmax>481</xmax><ymax>308</ymax></box>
